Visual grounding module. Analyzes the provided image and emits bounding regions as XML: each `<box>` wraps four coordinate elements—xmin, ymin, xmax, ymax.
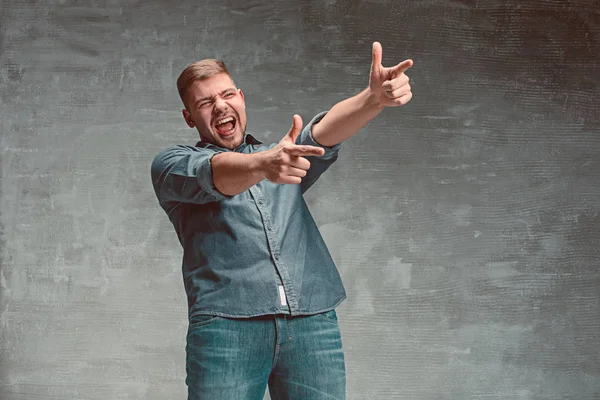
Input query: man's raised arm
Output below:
<box><xmin>312</xmin><ymin>42</ymin><xmax>414</xmax><ymax>147</ymax></box>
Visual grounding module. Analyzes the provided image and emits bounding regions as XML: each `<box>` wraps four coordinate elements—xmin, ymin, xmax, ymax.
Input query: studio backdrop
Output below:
<box><xmin>1</xmin><ymin>0</ymin><xmax>599</xmax><ymax>399</ymax></box>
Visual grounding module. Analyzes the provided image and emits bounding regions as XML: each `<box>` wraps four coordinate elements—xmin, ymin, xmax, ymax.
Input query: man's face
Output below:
<box><xmin>182</xmin><ymin>73</ymin><xmax>247</xmax><ymax>149</ymax></box>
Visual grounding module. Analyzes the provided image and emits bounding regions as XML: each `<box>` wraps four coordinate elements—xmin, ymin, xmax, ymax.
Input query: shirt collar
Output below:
<box><xmin>195</xmin><ymin>133</ymin><xmax>262</xmax><ymax>151</ymax></box>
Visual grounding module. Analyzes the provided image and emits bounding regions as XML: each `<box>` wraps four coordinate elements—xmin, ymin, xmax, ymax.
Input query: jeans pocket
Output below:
<box><xmin>189</xmin><ymin>314</ymin><xmax>221</xmax><ymax>328</ymax></box>
<box><xmin>315</xmin><ymin>309</ymin><xmax>338</xmax><ymax>324</ymax></box>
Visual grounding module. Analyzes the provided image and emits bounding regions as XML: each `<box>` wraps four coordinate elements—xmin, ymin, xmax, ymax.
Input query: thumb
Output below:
<box><xmin>371</xmin><ymin>41</ymin><xmax>382</xmax><ymax>72</ymax></box>
<box><xmin>283</xmin><ymin>114</ymin><xmax>303</xmax><ymax>144</ymax></box>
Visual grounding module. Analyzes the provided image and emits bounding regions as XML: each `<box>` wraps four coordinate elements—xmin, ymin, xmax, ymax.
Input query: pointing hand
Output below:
<box><xmin>262</xmin><ymin>115</ymin><xmax>325</xmax><ymax>184</ymax></box>
<box><xmin>369</xmin><ymin>42</ymin><xmax>413</xmax><ymax>108</ymax></box>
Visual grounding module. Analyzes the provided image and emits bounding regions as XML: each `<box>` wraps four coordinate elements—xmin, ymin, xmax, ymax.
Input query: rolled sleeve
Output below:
<box><xmin>295</xmin><ymin>111</ymin><xmax>342</xmax><ymax>194</ymax></box>
<box><xmin>151</xmin><ymin>145</ymin><xmax>231</xmax><ymax>206</ymax></box>
<box><xmin>297</xmin><ymin>111</ymin><xmax>341</xmax><ymax>160</ymax></box>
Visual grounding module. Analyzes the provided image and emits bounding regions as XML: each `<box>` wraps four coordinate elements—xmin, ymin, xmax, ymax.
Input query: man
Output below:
<box><xmin>151</xmin><ymin>42</ymin><xmax>413</xmax><ymax>400</ymax></box>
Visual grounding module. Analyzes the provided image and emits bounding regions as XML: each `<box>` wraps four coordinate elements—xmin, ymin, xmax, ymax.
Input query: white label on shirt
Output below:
<box><xmin>278</xmin><ymin>285</ymin><xmax>287</xmax><ymax>306</ymax></box>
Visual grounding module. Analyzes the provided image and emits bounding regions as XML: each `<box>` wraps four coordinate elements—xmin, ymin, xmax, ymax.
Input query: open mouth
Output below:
<box><xmin>214</xmin><ymin>116</ymin><xmax>237</xmax><ymax>136</ymax></box>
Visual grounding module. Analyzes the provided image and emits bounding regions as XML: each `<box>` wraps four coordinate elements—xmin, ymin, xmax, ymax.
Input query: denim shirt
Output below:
<box><xmin>151</xmin><ymin>112</ymin><xmax>347</xmax><ymax>320</ymax></box>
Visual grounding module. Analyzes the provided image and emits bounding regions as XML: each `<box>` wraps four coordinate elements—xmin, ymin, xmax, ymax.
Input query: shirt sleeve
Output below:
<box><xmin>296</xmin><ymin>111</ymin><xmax>342</xmax><ymax>159</ymax></box>
<box><xmin>150</xmin><ymin>145</ymin><xmax>232</xmax><ymax>206</ymax></box>
<box><xmin>296</xmin><ymin>111</ymin><xmax>342</xmax><ymax>194</ymax></box>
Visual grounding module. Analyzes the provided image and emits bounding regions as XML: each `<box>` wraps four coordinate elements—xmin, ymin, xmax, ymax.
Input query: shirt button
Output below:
<box><xmin>258</xmin><ymin>199</ymin><xmax>265</xmax><ymax>205</ymax></box>
<box><xmin>267</xmin><ymin>225</ymin><xmax>273</xmax><ymax>231</ymax></box>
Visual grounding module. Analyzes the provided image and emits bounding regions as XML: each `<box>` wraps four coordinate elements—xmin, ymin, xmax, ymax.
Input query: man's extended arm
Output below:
<box><xmin>311</xmin><ymin>88</ymin><xmax>383</xmax><ymax>147</ymax></box>
<box><xmin>312</xmin><ymin>41</ymin><xmax>413</xmax><ymax>147</ymax></box>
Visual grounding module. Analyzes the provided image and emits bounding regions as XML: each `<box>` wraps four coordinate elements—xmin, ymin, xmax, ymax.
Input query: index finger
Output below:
<box><xmin>285</xmin><ymin>145</ymin><xmax>326</xmax><ymax>157</ymax></box>
<box><xmin>392</xmin><ymin>59</ymin><xmax>413</xmax><ymax>75</ymax></box>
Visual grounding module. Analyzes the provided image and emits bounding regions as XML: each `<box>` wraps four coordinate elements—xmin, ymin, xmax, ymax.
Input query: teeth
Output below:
<box><xmin>216</xmin><ymin>117</ymin><xmax>234</xmax><ymax>126</ymax></box>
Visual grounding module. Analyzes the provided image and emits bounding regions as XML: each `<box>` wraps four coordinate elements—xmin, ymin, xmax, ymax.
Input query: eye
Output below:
<box><xmin>198</xmin><ymin>101</ymin><xmax>211</xmax><ymax>108</ymax></box>
<box><xmin>224</xmin><ymin>92</ymin><xmax>235</xmax><ymax>98</ymax></box>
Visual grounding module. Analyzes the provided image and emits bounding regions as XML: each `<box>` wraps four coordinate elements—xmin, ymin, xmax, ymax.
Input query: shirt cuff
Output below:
<box><xmin>299</xmin><ymin>111</ymin><xmax>342</xmax><ymax>160</ymax></box>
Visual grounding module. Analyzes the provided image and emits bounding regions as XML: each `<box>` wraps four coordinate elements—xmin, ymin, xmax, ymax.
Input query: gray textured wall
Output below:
<box><xmin>1</xmin><ymin>0</ymin><xmax>599</xmax><ymax>399</ymax></box>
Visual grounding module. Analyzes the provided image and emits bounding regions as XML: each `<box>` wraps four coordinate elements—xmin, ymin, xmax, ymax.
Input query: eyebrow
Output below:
<box><xmin>194</xmin><ymin>88</ymin><xmax>236</xmax><ymax>106</ymax></box>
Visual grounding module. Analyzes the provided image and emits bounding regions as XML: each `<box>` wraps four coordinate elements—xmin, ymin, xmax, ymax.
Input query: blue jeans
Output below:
<box><xmin>185</xmin><ymin>310</ymin><xmax>346</xmax><ymax>399</ymax></box>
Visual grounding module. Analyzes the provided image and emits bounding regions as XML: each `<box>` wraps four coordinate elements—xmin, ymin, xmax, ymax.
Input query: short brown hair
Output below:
<box><xmin>177</xmin><ymin>59</ymin><xmax>232</xmax><ymax>108</ymax></box>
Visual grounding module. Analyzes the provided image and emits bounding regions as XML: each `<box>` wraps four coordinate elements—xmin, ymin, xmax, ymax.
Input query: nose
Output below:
<box><xmin>213</xmin><ymin>97</ymin><xmax>228</xmax><ymax>113</ymax></box>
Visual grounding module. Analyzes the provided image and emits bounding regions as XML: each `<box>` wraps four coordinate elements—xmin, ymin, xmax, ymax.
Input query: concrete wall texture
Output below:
<box><xmin>1</xmin><ymin>0</ymin><xmax>599</xmax><ymax>399</ymax></box>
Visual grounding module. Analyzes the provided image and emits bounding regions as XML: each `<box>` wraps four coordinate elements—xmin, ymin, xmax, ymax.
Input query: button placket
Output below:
<box><xmin>249</xmin><ymin>187</ymin><xmax>298</xmax><ymax>311</ymax></box>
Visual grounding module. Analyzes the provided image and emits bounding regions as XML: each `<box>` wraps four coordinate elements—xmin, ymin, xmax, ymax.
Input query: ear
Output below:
<box><xmin>239</xmin><ymin>89</ymin><xmax>245</xmax><ymax>106</ymax></box>
<box><xmin>182</xmin><ymin>109</ymin><xmax>195</xmax><ymax>128</ymax></box>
